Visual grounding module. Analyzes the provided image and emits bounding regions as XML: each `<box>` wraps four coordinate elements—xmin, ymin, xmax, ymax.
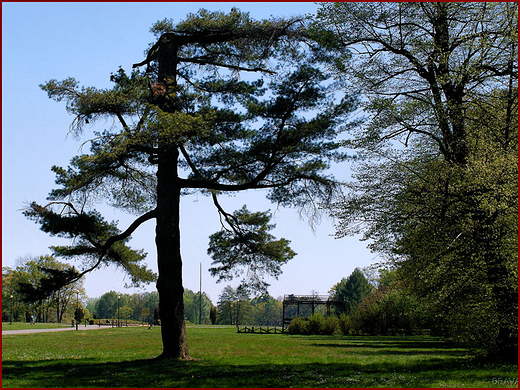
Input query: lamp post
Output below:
<box><xmin>76</xmin><ymin>290</ymin><xmax>79</xmax><ymax>330</ymax></box>
<box><xmin>10</xmin><ymin>295</ymin><xmax>14</xmax><ymax>325</ymax></box>
<box><xmin>117</xmin><ymin>296</ymin><xmax>121</xmax><ymax>328</ymax></box>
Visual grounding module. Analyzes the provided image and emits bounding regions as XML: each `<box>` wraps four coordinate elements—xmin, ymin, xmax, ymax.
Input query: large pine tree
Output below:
<box><xmin>25</xmin><ymin>9</ymin><xmax>355</xmax><ymax>359</ymax></box>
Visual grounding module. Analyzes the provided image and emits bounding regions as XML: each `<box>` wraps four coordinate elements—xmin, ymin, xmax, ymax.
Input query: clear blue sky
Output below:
<box><xmin>2</xmin><ymin>2</ymin><xmax>379</xmax><ymax>303</ymax></box>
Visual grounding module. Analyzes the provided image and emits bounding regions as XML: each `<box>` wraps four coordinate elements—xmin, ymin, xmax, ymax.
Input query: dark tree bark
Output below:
<box><xmin>155</xmin><ymin>147</ymin><xmax>189</xmax><ymax>359</ymax></box>
<box><xmin>152</xmin><ymin>34</ymin><xmax>193</xmax><ymax>359</ymax></box>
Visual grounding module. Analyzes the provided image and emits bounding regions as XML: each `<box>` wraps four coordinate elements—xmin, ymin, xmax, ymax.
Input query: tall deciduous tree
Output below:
<box><xmin>316</xmin><ymin>2</ymin><xmax>517</xmax><ymax>166</ymax></box>
<box><xmin>331</xmin><ymin>89</ymin><xmax>517</xmax><ymax>358</ymax></box>
<box><xmin>25</xmin><ymin>9</ymin><xmax>354</xmax><ymax>359</ymax></box>
<box><xmin>319</xmin><ymin>2</ymin><xmax>517</xmax><ymax>360</ymax></box>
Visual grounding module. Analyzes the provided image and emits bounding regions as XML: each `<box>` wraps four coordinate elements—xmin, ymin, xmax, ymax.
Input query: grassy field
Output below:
<box><xmin>2</xmin><ymin>325</ymin><xmax>517</xmax><ymax>388</ymax></box>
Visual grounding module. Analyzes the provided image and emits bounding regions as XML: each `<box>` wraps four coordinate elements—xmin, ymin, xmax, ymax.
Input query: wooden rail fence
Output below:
<box><xmin>236</xmin><ymin>325</ymin><xmax>284</xmax><ymax>334</ymax></box>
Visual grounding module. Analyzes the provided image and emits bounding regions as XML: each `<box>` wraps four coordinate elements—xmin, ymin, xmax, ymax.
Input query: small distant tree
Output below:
<box><xmin>329</xmin><ymin>268</ymin><xmax>373</xmax><ymax>314</ymax></box>
<box><xmin>216</xmin><ymin>284</ymin><xmax>254</xmax><ymax>325</ymax></box>
<box><xmin>183</xmin><ymin>289</ymin><xmax>211</xmax><ymax>324</ymax></box>
<box><xmin>217</xmin><ymin>285</ymin><xmax>237</xmax><ymax>325</ymax></box>
<box><xmin>95</xmin><ymin>291</ymin><xmax>120</xmax><ymax>319</ymax></box>
<box><xmin>251</xmin><ymin>294</ymin><xmax>282</xmax><ymax>326</ymax></box>
<box><xmin>5</xmin><ymin>255</ymin><xmax>84</xmax><ymax>323</ymax></box>
<box><xmin>119</xmin><ymin>306</ymin><xmax>133</xmax><ymax>322</ymax></box>
<box><xmin>74</xmin><ymin>307</ymin><xmax>84</xmax><ymax>324</ymax></box>
<box><xmin>234</xmin><ymin>286</ymin><xmax>254</xmax><ymax>325</ymax></box>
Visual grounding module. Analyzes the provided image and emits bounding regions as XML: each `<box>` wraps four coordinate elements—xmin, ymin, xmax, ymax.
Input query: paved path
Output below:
<box><xmin>2</xmin><ymin>325</ymin><xmax>115</xmax><ymax>335</ymax></box>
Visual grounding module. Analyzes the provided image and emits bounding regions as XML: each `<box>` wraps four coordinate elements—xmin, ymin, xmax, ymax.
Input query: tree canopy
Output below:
<box><xmin>316</xmin><ymin>2</ymin><xmax>517</xmax><ymax>166</ymax></box>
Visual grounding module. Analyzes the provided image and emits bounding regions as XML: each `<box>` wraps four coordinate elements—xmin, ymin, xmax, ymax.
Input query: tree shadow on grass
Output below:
<box><xmin>2</xmin><ymin>354</ymin><xmax>512</xmax><ymax>388</ymax></box>
<box><xmin>310</xmin><ymin>340</ymin><xmax>466</xmax><ymax>356</ymax></box>
<box><xmin>304</xmin><ymin>335</ymin><xmax>455</xmax><ymax>349</ymax></box>
<box><xmin>310</xmin><ymin>344</ymin><xmax>465</xmax><ymax>356</ymax></box>
<box><xmin>304</xmin><ymin>335</ymin><xmax>464</xmax><ymax>355</ymax></box>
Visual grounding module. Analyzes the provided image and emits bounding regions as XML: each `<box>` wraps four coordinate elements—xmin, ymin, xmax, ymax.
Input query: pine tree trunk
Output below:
<box><xmin>155</xmin><ymin>147</ymin><xmax>190</xmax><ymax>359</ymax></box>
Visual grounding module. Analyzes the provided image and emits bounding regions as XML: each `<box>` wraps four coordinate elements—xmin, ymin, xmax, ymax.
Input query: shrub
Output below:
<box><xmin>350</xmin><ymin>289</ymin><xmax>387</xmax><ymax>335</ymax></box>
<box><xmin>307</xmin><ymin>313</ymin><xmax>325</xmax><ymax>335</ymax></box>
<box><xmin>287</xmin><ymin>314</ymin><xmax>341</xmax><ymax>335</ymax></box>
<box><xmin>322</xmin><ymin>315</ymin><xmax>339</xmax><ymax>335</ymax></box>
<box><xmin>338</xmin><ymin>313</ymin><xmax>352</xmax><ymax>335</ymax></box>
<box><xmin>287</xmin><ymin>317</ymin><xmax>307</xmax><ymax>335</ymax></box>
<box><xmin>350</xmin><ymin>287</ymin><xmax>428</xmax><ymax>335</ymax></box>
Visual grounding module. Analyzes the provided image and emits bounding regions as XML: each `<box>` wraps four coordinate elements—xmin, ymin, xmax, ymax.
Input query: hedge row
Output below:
<box><xmin>287</xmin><ymin>313</ymin><xmax>352</xmax><ymax>336</ymax></box>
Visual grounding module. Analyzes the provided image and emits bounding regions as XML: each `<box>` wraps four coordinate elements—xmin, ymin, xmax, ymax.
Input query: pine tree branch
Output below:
<box><xmin>177</xmin><ymin>56</ymin><xmax>275</xmax><ymax>74</ymax></box>
<box><xmin>101</xmin><ymin>209</ymin><xmax>157</xmax><ymax>250</ymax></box>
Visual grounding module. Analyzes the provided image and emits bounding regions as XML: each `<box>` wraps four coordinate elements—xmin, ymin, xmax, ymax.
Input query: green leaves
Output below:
<box><xmin>5</xmin><ymin>255</ymin><xmax>83</xmax><ymax>307</ymax></box>
<box><xmin>48</xmin><ymin>127</ymin><xmax>157</xmax><ymax>214</ymax></box>
<box><xmin>154</xmin><ymin>8</ymin><xmax>306</xmax><ymax>62</ymax></box>
<box><xmin>16</xmin><ymin>265</ymin><xmax>80</xmax><ymax>303</ymax></box>
<box><xmin>208</xmin><ymin>206</ymin><xmax>296</xmax><ymax>294</ymax></box>
<box><xmin>330</xmin><ymin>268</ymin><xmax>373</xmax><ymax>314</ymax></box>
<box><xmin>331</xmin><ymin>85</ymin><xmax>518</xmax><ymax>357</ymax></box>
<box><xmin>180</xmin><ymin>63</ymin><xmax>355</xmax><ymax>210</ymax></box>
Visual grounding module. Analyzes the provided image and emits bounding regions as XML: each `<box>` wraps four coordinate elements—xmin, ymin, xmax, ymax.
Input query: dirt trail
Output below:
<box><xmin>2</xmin><ymin>325</ymin><xmax>117</xmax><ymax>335</ymax></box>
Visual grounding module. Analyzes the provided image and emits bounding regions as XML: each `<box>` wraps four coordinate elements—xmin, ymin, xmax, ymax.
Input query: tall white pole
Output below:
<box><xmin>199</xmin><ymin>262</ymin><xmax>202</xmax><ymax>325</ymax></box>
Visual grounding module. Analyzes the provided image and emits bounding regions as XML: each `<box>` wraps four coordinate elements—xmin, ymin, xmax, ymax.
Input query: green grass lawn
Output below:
<box><xmin>2</xmin><ymin>326</ymin><xmax>517</xmax><ymax>388</ymax></box>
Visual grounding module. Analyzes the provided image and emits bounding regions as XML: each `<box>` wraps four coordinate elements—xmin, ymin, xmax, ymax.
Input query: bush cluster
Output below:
<box><xmin>287</xmin><ymin>288</ymin><xmax>428</xmax><ymax>336</ymax></box>
<box><xmin>287</xmin><ymin>313</ymin><xmax>348</xmax><ymax>336</ymax></box>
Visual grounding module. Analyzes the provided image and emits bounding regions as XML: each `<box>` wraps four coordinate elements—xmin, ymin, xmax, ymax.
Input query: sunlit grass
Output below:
<box><xmin>2</xmin><ymin>326</ymin><xmax>518</xmax><ymax>388</ymax></box>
